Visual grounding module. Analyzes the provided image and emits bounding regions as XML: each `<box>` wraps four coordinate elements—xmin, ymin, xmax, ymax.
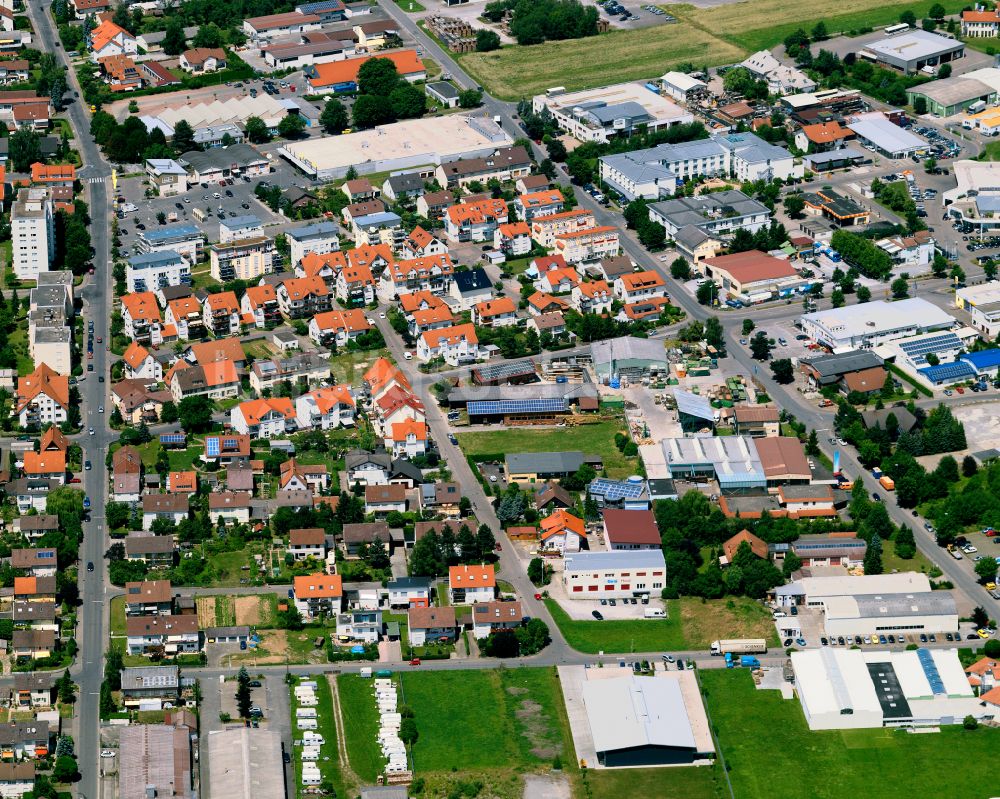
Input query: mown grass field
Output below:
<box><xmin>336</xmin><ymin>673</ymin><xmax>386</xmax><ymax>783</ymax></box>
<box><xmin>582</xmin><ymin>766</ymin><xmax>725</xmax><ymax>799</ymax></box>
<box><xmin>702</xmin><ymin>668</ymin><xmax>1000</xmax><ymax>799</ymax></box>
<box><xmin>460</xmin><ymin>24</ymin><xmax>743</xmax><ymax>100</ymax></box>
<box><xmin>399</xmin><ymin>668</ymin><xmax>568</xmax><ymax>772</ymax></box>
<box><xmin>545</xmin><ymin>596</ymin><xmax>778</xmax><ymax>654</ymax></box>
<box><xmin>459</xmin><ymin>0</ymin><xmax>970</xmax><ymax>100</ymax></box>
<box><xmin>456</xmin><ymin>418</ymin><xmax>639</xmax><ymax>478</ymax></box>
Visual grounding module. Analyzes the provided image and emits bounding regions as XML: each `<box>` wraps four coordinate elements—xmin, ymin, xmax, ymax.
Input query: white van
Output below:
<box><xmin>644</xmin><ymin>608</ymin><xmax>666</xmax><ymax>619</ymax></box>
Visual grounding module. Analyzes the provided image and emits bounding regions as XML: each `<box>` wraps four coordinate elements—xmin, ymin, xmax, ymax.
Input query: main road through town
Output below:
<box><xmin>25</xmin><ymin>3</ymin><xmax>116</xmax><ymax>797</ymax></box>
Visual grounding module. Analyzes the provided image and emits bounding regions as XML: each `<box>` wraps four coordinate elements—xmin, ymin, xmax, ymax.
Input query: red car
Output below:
<box><xmin>409</xmin><ymin>658</ymin><xmax>421</xmax><ymax>666</ymax></box>
<box><xmin>534</xmin><ymin>593</ymin><xmax>542</xmax><ymax>601</ymax></box>
<box><xmin>68</xmin><ymin>477</ymin><xmax>81</xmax><ymax>484</ymax></box>
<box><xmin>957</xmin><ymin>386</ymin><xmax>965</xmax><ymax>394</ymax></box>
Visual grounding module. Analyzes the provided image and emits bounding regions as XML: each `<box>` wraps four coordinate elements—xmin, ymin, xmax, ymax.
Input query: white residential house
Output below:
<box><xmin>11</xmin><ymin>188</ymin><xmax>54</xmax><ymax>281</ymax></box>
<box><xmin>288</xmin><ymin>528</ymin><xmax>327</xmax><ymax>561</ymax></box>
<box><xmin>125</xmin><ymin>615</ymin><xmax>201</xmax><ymax>656</ymax></box>
<box><xmin>126</xmin><ymin>250</ymin><xmax>190</xmax><ymax>294</ymax></box>
<box><xmin>471</xmin><ymin>600</ymin><xmax>525</xmax><ymax>640</ymax></box>
<box><xmin>448</xmin><ymin>564</ymin><xmax>496</xmax><ymax>605</ymax></box>
<box><xmin>572</xmin><ymin>280</ymin><xmax>614</xmax><ymax>314</ymax></box>
<box><xmin>121</xmin><ymin>342</ymin><xmax>163</xmax><ymax>381</ymax></box>
<box><xmin>494</xmin><ymin>222</ymin><xmax>531</xmax><ymax>256</ymax></box>
<box><xmin>335</xmin><ymin>609</ymin><xmax>382</xmax><ymax>643</ymax></box>
<box><xmin>295</xmin><ymin>385</ymin><xmax>356</xmax><ymax>431</ymax></box>
<box><xmin>416</xmin><ymin>323</ymin><xmax>480</xmax><ymax>366</ymax></box>
<box><xmin>614</xmin><ymin>270</ymin><xmax>668</xmax><ymax>303</ymax></box>
<box><xmin>386</xmin><ymin>418</ymin><xmax>428</xmax><ymax>458</ymax></box>
<box><xmin>230</xmin><ymin>398</ymin><xmax>296</xmax><ymax>438</ymax></box>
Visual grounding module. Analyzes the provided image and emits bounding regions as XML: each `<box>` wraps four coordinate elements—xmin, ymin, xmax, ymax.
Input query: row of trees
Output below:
<box><xmin>830</xmin><ymin>229</ymin><xmax>895</xmax><ymax>280</ymax></box>
<box><xmin>408</xmin><ymin>525</ymin><xmax>498</xmax><ymax>578</ymax></box>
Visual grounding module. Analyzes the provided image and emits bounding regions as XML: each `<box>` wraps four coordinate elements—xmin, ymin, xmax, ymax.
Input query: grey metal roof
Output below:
<box><xmin>120</xmin><ymin>666</ymin><xmax>179</xmax><ymax>691</ymax></box>
<box><xmin>221</xmin><ymin>215</ymin><xmax>261</xmax><ymax>231</ymax></box>
<box><xmin>448</xmin><ymin>383</ymin><xmax>598</xmax><ymax>404</ymax></box>
<box><xmin>505</xmin><ymin>451</ymin><xmax>585</xmax><ymax>474</ymax></box>
<box><xmin>674</xmin><ymin>224</ymin><xmax>713</xmax><ymax>250</ymax></box>
<box><xmin>649</xmin><ymin>190</ymin><xmax>769</xmax><ymax>229</ymax></box>
<box><xmin>583</xmin><ymin>676</ymin><xmax>696</xmax><ymax>754</ymax></box>
<box><xmin>287</xmin><ymin>220</ymin><xmax>338</xmax><ymax>240</ymax></box>
<box><xmin>802</xmin><ymin>350</ymin><xmax>884</xmax><ymax>378</ymax></box>
<box><xmin>387</xmin><ymin>576</ymin><xmax>430</xmax><ymax>590</ymax></box>
<box><xmin>426</xmin><ymin>81</ymin><xmax>459</xmax><ymax>100</ymax></box>
<box><xmin>564</xmin><ymin>549</ymin><xmax>666</xmax><ymax>572</ymax></box>
<box><xmin>586</xmin><ymin>101</ymin><xmax>651</xmax><ymax>125</ymax></box>
<box><xmin>141</xmin><ymin>223</ymin><xmax>201</xmax><ymax>244</ymax></box>
<box><xmin>591</xmin><ymin>336</ymin><xmax>667</xmax><ymax>367</ymax></box>
<box><xmin>128</xmin><ymin>250</ymin><xmax>185</xmax><ymax>269</ymax></box>
<box><xmin>179</xmin><ymin>143</ymin><xmax>267</xmax><ymax>172</ymax></box>
<box><xmin>673</xmin><ymin>388</ymin><xmax>714</xmax><ymax>421</ymax></box>
<box><xmin>601</xmin><ymin>152</ymin><xmax>675</xmax><ymax>184</ymax></box>
<box><xmin>851</xmin><ymin>592</ymin><xmax>956</xmax><ymax>618</ymax></box>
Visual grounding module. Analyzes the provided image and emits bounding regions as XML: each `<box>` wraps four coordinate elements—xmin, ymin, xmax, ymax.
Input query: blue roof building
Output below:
<box><xmin>961</xmin><ymin>348</ymin><xmax>1000</xmax><ymax>374</ymax></box>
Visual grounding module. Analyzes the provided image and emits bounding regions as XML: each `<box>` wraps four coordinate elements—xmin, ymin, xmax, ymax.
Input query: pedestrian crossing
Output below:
<box><xmin>84</xmin><ymin>177</ymin><xmax>106</xmax><ymax>184</ymax></box>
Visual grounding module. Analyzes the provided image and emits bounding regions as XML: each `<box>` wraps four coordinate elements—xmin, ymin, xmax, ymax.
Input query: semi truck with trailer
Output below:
<box><xmin>710</xmin><ymin>638</ymin><xmax>768</xmax><ymax>656</ymax></box>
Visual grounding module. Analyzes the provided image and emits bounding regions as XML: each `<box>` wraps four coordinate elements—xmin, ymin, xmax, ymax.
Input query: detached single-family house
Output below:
<box><xmin>365</xmin><ymin>484</ymin><xmax>408</xmax><ymax>516</ymax></box>
<box><xmin>539</xmin><ymin>509</ymin><xmax>586</xmax><ymax>553</ymax></box>
<box><xmin>407</xmin><ymin>606</ymin><xmax>456</xmax><ymax>646</ymax></box>
<box><xmin>293</xmin><ymin>573</ymin><xmax>343</xmax><ymax>619</ymax></box>
<box><xmin>471</xmin><ymin>600</ymin><xmax>524</xmax><ymax>639</ymax></box>
<box><xmin>448</xmin><ymin>564</ymin><xmax>496</xmax><ymax>604</ymax></box>
<box><xmin>288</xmin><ymin>528</ymin><xmax>327</xmax><ymax>561</ymax></box>
<box><xmin>125</xmin><ymin>614</ymin><xmax>201</xmax><ymax>656</ymax></box>
<box><xmin>385</xmin><ymin>576</ymin><xmax>430</xmax><ymax>609</ymax></box>
<box><xmin>416</xmin><ymin>323</ymin><xmax>479</xmax><ymax>366</ymax></box>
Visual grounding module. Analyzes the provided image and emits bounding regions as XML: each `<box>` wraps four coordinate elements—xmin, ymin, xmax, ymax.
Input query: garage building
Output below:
<box><xmin>821</xmin><ymin>591</ymin><xmax>958</xmax><ymax>638</ymax></box>
<box><xmin>905</xmin><ymin>76</ymin><xmax>995</xmax><ymax>116</ymax></box>
<box><xmin>582</xmin><ymin>675</ymin><xmax>714</xmax><ymax>765</ymax></box>
<box><xmin>798</xmin><ymin>299</ymin><xmax>955</xmax><ymax>353</ymax></box>
<box><xmin>860</xmin><ymin>29</ymin><xmax>965</xmax><ymax>75</ymax></box>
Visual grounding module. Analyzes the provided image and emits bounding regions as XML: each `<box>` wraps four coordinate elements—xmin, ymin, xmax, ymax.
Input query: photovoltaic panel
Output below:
<box><xmin>919</xmin><ymin>362</ymin><xmax>976</xmax><ymax>382</ymax></box>
<box><xmin>589</xmin><ymin>477</ymin><xmax>645</xmax><ymax>500</ymax></box>
<box><xmin>467</xmin><ymin>398</ymin><xmax>567</xmax><ymax>416</ymax></box>
<box><xmin>917</xmin><ymin>648</ymin><xmax>945</xmax><ymax>696</ymax></box>
<box><xmin>160</xmin><ymin>433</ymin><xmax>186</xmax><ymax>444</ymax></box>
<box><xmin>206</xmin><ymin>437</ymin><xmax>221</xmax><ymax>457</ymax></box>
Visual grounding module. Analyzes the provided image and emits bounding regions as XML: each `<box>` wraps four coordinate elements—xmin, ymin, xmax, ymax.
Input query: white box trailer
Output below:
<box><xmin>297</xmin><ymin>718</ymin><xmax>318</xmax><ymax>730</ymax></box>
<box><xmin>302</xmin><ymin>732</ymin><xmax>325</xmax><ymax>745</ymax></box>
<box><xmin>296</xmin><ymin>708</ymin><xmax>317</xmax><ymax>718</ymax></box>
<box><xmin>302</xmin><ymin>747</ymin><xmax>321</xmax><ymax>761</ymax></box>
<box><xmin>710</xmin><ymin>638</ymin><xmax>768</xmax><ymax>655</ymax></box>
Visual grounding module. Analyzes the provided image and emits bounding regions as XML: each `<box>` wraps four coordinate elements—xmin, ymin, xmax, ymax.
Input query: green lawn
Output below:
<box><xmin>457</xmin><ymin>0</ymin><xmax>969</xmax><ymax>100</ymax></box>
<box><xmin>398</xmin><ymin>668</ymin><xmax>569</xmax><ymax>772</ymax></box>
<box><xmin>457</xmin><ymin>419</ymin><xmax>639</xmax><ymax>479</ymax></box>
<box><xmin>391</xmin><ymin>0</ymin><xmax>425</xmax><ymax>10</ymax></box>
<box><xmin>882</xmin><ymin>537</ymin><xmax>935</xmax><ymax>576</ymax></box>
<box><xmin>8</xmin><ymin>326</ymin><xmax>33</xmax><ymax>376</ymax></box>
<box><xmin>203</xmin><ymin>547</ymin><xmax>256</xmax><ymax>587</ymax></box>
<box><xmin>291</xmin><ymin>676</ymin><xmax>347</xmax><ymax>799</ymax></box>
<box><xmin>336</xmin><ymin>673</ymin><xmax>386</xmax><ymax>782</ymax></box>
<box><xmin>545</xmin><ymin>597</ymin><xmax>779</xmax><ymax>654</ymax></box>
<box><xmin>980</xmin><ymin>141</ymin><xmax>1000</xmax><ymax>161</ymax></box>
<box><xmin>110</xmin><ymin>595</ymin><xmax>126</xmax><ymax>637</ymax></box>
<box><xmin>131</xmin><ymin>440</ymin><xmax>204</xmax><ymax>472</ymax></box>
<box><xmin>583</xmin><ymin>766</ymin><xmax>724</xmax><ymax>799</ymax></box>
<box><xmin>702</xmin><ymin>668</ymin><xmax>1000</xmax><ymax>799</ymax></box>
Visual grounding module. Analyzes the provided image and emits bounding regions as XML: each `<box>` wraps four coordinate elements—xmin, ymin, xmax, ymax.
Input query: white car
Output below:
<box><xmin>403</xmin><ymin>351</ymin><xmax>413</xmax><ymax>360</ymax></box>
<box><xmin>101</xmin><ymin>750</ymin><xmax>115</xmax><ymax>758</ymax></box>
<box><xmin>489</xmin><ymin>475</ymin><xmax>498</xmax><ymax>483</ymax></box>
<box><xmin>98</xmin><ymin>405</ymin><xmax>104</xmax><ymax>413</ymax></box>
<box><xmin>88</xmin><ymin>427</ymin><xmax>95</xmax><ymax>435</ymax></box>
<box><xmin>965</xmin><ymin>545</ymin><xmax>978</xmax><ymax>554</ymax></box>
<box><xmin>366</xmin><ymin>318</ymin><xmax>375</xmax><ymax>324</ymax></box>
<box><xmin>379</xmin><ymin>312</ymin><xmax>386</xmax><ymax>319</ymax></box>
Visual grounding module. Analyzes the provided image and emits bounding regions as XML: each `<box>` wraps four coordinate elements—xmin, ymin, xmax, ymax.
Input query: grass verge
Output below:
<box><xmin>336</xmin><ymin>672</ymin><xmax>385</xmax><ymax>783</ymax></box>
<box><xmin>545</xmin><ymin>597</ymin><xmax>779</xmax><ymax>654</ymax></box>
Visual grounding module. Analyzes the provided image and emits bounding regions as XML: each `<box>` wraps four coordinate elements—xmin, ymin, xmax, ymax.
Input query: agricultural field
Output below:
<box><xmin>545</xmin><ymin>597</ymin><xmax>779</xmax><ymax>654</ymax></box>
<box><xmin>459</xmin><ymin>0</ymin><xmax>970</xmax><ymax>100</ymax></box>
<box><xmin>702</xmin><ymin>668</ymin><xmax>1000</xmax><ymax>799</ymax></box>
<box><xmin>457</xmin><ymin>417</ymin><xmax>639</xmax><ymax>478</ymax></box>
<box><xmin>460</xmin><ymin>24</ymin><xmax>743</xmax><ymax>101</ymax></box>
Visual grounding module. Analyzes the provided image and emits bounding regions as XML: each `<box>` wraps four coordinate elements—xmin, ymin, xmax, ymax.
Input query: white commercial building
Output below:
<box><xmin>798</xmin><ymin>298</ymin><xmax>955</xmax><ymax>353</ymax></box>
<box><xmin>279</xmin><ymin>115</ymin><xmax>513</xmax><ymax>180</ymax></box>
<box><xmin>205</xmin><ymin>728</ymin><xmax>284</xmax><ymax>799</ymax></box>
<box><xmin>580</xmin><ymin>673</ymin><xmax>714</xmax><ymax>766</ymax></box>
<box><xmin>562</xmin><ymin>549</ymin><xmax>666</xmax><ymax>599</ymax></box>
<box><xmin>659</xmin><ymin>71</ymin><xmax>707</xmax><ymax>103</ymax></box>
<box><xmin>956</xmin><ymin>281</ymin><xmax>1000</xmax><ymax>337</ymax></box>
<box><xmin>846</xmin><ymin>112</ymin><xmax>925</xmax><ymax>158</ymax></box>
<box><xmin>12</xmin><ymin>188</ymin><xmax>53</xmax><ymax>281</ymax></box>
<box><xmin>792</xmin><ymin>648</ymin><xmax>992</xmax><ymax>730</ymax></box>
<box><xmin>532</xmin><ymin>82</ymin><xmax>694</xmax><ymax>143</ymax></box>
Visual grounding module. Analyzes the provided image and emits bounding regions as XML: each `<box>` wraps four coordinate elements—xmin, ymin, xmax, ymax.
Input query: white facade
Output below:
<box><xmin>792</xmin><ymin>647</ymin><xmax>992</xmax><ymax>731</ymax></box>
<box><xmin>799</xmin><ymin>299</ymin><xmax>956</xmax><ymax>353</ymax></box>
<box><xmin>12</xmin><ymin>189</ymin><xmax>53</xmax><ymax>281</ymax></box>
<box><xmin>562</xmin><ymin>550</ymin><xmax>666</xmax><ymax>599</ymax></box>
<box><xmin>288</xmin><ymin>221</ymin><xmax>340</xmax><ymax>267</ymax></box>
<box><xmin>126</xmin><ymin>250</ymin><xmax>191</xmax><ymax>294</ymax></box>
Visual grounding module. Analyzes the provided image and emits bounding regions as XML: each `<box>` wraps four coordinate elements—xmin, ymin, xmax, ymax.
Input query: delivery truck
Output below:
<box><xmin>710</xmin><ymin>638</ymin><xmax>768</xmax><ymax>656</ymax></box>
<box><xmin>879</xmin><ymin>475</ymin><xmax>895</xmax><ymax>490</ymax></box>
<box><xmin>725</xmin><ymin>653</ymin><xmax>761</xmax><ymax>668</ymax></box>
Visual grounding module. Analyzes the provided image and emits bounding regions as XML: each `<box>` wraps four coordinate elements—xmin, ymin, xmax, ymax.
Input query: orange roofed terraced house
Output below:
<box><xmin>305</xmin><ymin>50</ymin><xmax>425</xmax><ymax>91</ymax></box>
<box><xmin>30</xmin><ymin>163</ymin><xmax>75</xmax><ymax>185</ymax></box>
<box><xmin>22</xmin><ymin>451</ymin><xmax>66</xmax><ymax>478</ymax></box>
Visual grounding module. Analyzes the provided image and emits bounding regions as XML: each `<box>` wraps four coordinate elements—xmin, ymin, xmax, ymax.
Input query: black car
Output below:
<box><xmin>821</xmin><ymin>637</ymin><xmax>828</xmax><ymax>646</ymax></box>
<box><xmin>871</xmin><ymin>492</ymin><xmax>881</xmax><ymax>502</ymax></box>
<box><xmin>838</xmin><ymin>636</ymin><xmax>845</xmax><ymax>645</ymax></box>
<box><xmin>136</xmin><ymin>222</ymin><xmax>146</xmax><ymax>230</ymax></box>
<box><xmin>945</xmin><ymin>632</ymin><xmax>954</xmax><ymax>641</ymax></box>
<box><xmin>175</xmin><ymin>202</ymin><xmax>183</xmax><ymax>210</ymax></box>
<box><xmin>98</xmin><ymin>376</ymin><xmax>104</xmax><ymax>383</ymax></box>
<box><xmin>968</xmin><ymin>633</ymin><xmax>980</xmax><ymax>640</ymax></box>
<box><xmin>87</xmin><ymin>562</ymin><xmax>94</xmax><ymax>572</ymax></box>
<box><xmin>225</xmin><ymin>190</ymin><xmax>233</xmax><ymax>197</ymax></box>
<box><xmin>783</xmin><ymin>638</ymin><xmax>793</xmax><ymax>647</ymax></box>
<box><xmin>248</xmin><ymin>680</ymin><xmax>262</xmax><ymax>688</ymax></box>
<box><xmin>592</xmin><ymin>610</ymin><xmax>604</xmax><ymax>620</ymax></box>
<box><xmin>854</xmin><ymin>635</ymin><xmax>863</xmax><ymax>645</ymax></box>
<box><xmin>919</xmin><ymin>634</ymin><xmax>928</xmax><ymax>643</ymax></box>
<box><xmin>282</xmin><ymin>751</ymin><xmax>290</xmax><ymax>764</ymax></box>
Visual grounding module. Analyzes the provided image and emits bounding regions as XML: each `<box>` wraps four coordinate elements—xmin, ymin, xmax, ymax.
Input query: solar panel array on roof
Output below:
<box><xmin>917</xmin><ymin>648</ymin><xmax>945</xmax><ymax>695</ymax></box>
<box><xmin>472</xmin><ymin>359</ymin><xmax>536</xmax><ymax>382</ymax></box>
<box><xmin>467</xmin><ymin>398</ymin><xmax>567</xmax><ymax>416</ymax></box>
<box><xmin>795</xmin><ymin>538</ymin><xmax>865</xmax><ymax>551</ymax></box>
<box><xmin>160</xmin><ymin>433</ymin><xmax>186</xmax><ymax>444</ymax></box>
<box><xmin>899</xmin><ymin>333</ymin><xmax>961</xmax><ymax>363</ymax></box>
<box><xmin>590</xmin><ymin>477</ymin><xmax>646</xmax><ymax>500</ymax></box>
<box><xmin>206</xmin><ymin>437</ymin><xmax>220</xmax><ymax>457</ymax></box>
<box><xmin>918</xmin><ymin>361</ymin><xmax>976</xmax><ymax>383</ymax></box>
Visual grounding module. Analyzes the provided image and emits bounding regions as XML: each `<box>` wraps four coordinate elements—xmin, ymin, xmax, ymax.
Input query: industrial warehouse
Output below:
<box><xmin>791</xmin><ymin>648</ymin><xmax>992</xmax><ymax>730</ymax></box>
<box><xmin>559</xmin><ymin>666</ymin><xmax>715</xmax><ymax>767</ymax></box>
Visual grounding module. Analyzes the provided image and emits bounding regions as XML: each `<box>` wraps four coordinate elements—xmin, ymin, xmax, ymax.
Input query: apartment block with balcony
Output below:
<box><xmin>209</xmin><ymin>236</ymin><xmax>275</xmax><ymax>283</ymax></box>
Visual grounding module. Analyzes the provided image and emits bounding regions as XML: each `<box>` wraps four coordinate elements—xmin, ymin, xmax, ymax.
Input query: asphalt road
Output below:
<box><xmin>27</xmin><ymin>3</ymin><xmax>116</xmax><ymax>796</ymax></box>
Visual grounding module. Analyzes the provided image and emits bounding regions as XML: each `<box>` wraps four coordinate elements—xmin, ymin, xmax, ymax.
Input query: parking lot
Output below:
<box><xmin>116</xmin><ymin>156</ymin><xmax>310</xmax><ymax>258</ymax></box>
<box><xmin>199</xmin><ymin>674</ymin><xmax>293</xmax><ymax>799</ymax></box>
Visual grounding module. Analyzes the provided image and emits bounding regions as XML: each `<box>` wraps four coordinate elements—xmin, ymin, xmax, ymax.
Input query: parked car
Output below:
<box><xmin>592</xmin><ymin>610</ymin><xmax>604</xmax><ymax>620</ymax></box>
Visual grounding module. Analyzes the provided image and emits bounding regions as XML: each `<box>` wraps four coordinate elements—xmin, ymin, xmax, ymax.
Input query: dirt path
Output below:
<box><xmin>327</xmin><ymin>673</ymin><xmax>361</xmax><ymax>792</ymax></box>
